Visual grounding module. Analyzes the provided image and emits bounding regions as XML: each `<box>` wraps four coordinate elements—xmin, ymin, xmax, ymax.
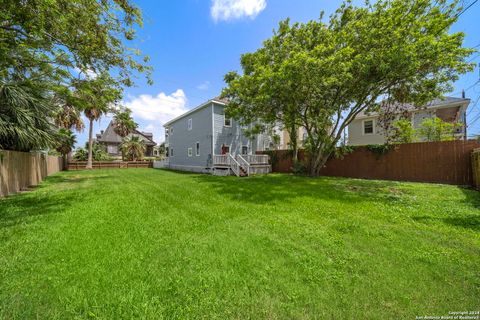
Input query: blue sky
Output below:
<box><xmin>75</xmin><ymin>0</ymin><xmax>480</xmax><ymax>147</ymax></box>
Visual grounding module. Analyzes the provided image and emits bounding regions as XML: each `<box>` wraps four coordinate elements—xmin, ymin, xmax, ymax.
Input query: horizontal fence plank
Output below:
<box><xmin>259</xmin><ymin>140</ymin><xmax>480</xmax><ymax>186</ymax></box>
<box><xmin>67</xmin><ymin>161</ymin><xmax>153</xmax><ymax>170</ymax></box>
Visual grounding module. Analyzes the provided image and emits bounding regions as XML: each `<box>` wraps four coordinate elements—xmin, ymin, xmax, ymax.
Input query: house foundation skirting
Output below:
<box><xmin>168</xmin><ymin>164</ymin><xmax>211</xmax><ymax>174</ymax></box>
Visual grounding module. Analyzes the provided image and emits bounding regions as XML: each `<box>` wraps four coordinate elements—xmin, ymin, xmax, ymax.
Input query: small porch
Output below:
<box><xmin>212</xmin><ymin>154</ymin><xmax>271</xmax><ymax>177</ymax></box>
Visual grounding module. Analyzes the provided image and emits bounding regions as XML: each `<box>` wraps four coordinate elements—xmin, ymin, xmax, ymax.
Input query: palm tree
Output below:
<box><xmin>54</xmin><ymin>104</ymin><xmax>85</xmax><ymax>132</ymax></box>
<box><xmin>113</xmin><ymin>108</ymin><xmax>137</xmax><ymax>138</ymax></box>
<box><xmin>55</xmin><ymin>128</ymin><xmax>76</xmax><ymax>168</ymax></box>
<box><xmin>120</xmin><ymin>136</ymin><xmax>146</xmax><ymax>161</ymax></box>
<box><xmin>84</xmin><ymin>107</ymin><xmax>103</xmax><ymax>169</ymax></box>
<box><xmin>0</xmin><ymin>80</ymin><xmax>56</xmax><ymax>151</ymax></box>
<box><xmin>112</xmin><ymin>108</ymin><xmax>137</xmax><ymax>160</ymax></box>
<box><xmin>70</xmin><ymin>74</ymin><xmax>121</xmax><ymax>169</ymax></box>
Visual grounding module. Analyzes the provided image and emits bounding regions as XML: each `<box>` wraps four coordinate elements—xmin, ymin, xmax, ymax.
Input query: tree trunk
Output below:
<box><xmin>86</xmin><ymin>118</ymin><xmax>94</xmax><ymax>169</ymax></box>
<box><xmin>62</xmin><ymin>154</ymin><xmax>68</xmax><ymax>171</ymax></box>
<box><xmin>288</xmin><ymin>125</ymin><xmax>298</xmax><ymax>162</ymax></box>
<box><xmin>308</xmin><ymin>148</ymin><xmax>330</xmax><ymax>176</ymax></box>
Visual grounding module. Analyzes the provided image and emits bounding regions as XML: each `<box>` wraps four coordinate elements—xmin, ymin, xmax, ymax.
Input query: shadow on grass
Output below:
<box><xmin>0</xmin><ymin>174</ymin><xmax>109</xmax><ymax>231</ymax></box>
<box><xmin>412</xmin><ymin>215</ymin><xmax>480</xmax><ymax>232</ymax></box>
<box><xmin>459</xmin><ymin>187</ymin><xmax>480</xmax><ymax>210</ymax></box>
<box><xmin>192</xmin><ymin>173</ymin><xmax>404</xmax><ymax>206</ymax></box>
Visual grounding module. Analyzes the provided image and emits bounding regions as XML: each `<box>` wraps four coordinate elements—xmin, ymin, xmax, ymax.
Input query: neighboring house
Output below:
<box><xmin>163</xmin><ymin>97</ymin><xmax>273</xmax><ymax>176</ymax></box>
<box><xmin>96</xmin><ymin>121</ymin><xmax>157</xmax><ymax>157</ymax></box>
<box><xmin>348</xmin><ymin>96</ymin><xmax>470</xmax><ymax>146</ymax></box>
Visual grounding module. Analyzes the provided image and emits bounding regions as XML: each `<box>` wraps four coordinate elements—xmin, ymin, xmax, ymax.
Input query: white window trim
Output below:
<box><xmin>187</xmin><ymin>147</ymin><xmax>193</xmax><ymax>157</ymax></box>
<box><xmin>195</xmin><ymin>141</ymin><xmax>200</xmax><ymax>156</ymax></box>
<box><xmin>187</xmin><ymin>118</ymin><xmax>192</xmax><ymax>131</ymax></box>
<box><xmin>224</xmin><ymin>114</ymin><xmax>232</xmax><ymax>127</ymax></box>
<box><xmin>362</xmin><ymin>119</ymin><xmax>375</xmax><ymax>135</ymax></box>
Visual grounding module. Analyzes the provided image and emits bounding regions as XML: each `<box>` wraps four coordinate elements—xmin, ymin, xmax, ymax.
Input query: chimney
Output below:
<box><xmin>462</xmin><ymin>90</ymin><xmax>465</xmax><ymax>99</ymax></box>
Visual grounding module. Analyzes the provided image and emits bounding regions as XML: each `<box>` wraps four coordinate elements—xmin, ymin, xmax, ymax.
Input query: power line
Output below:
<box><xmin>456</xmin><ymin>0</ymin><xmax>479</xmax><ymax>19</ymax></box>
<box><xmin>451</xmin><ymin>80</ymin><xmax>480</xmax><ymax>97</ymax></box>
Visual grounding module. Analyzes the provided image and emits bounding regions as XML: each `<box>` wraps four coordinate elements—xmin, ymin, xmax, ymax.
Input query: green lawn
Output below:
<box><xmin>0</xmin><ymin>169</ymin><xmax>479</xmax><ymax>319</ymax></box>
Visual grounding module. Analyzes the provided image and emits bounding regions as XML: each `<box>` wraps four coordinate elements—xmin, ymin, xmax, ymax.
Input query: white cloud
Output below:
<box><xmin>211</xmin><ymin>0</ymin><xmax>266</xmax><ymax>22</ymax></box>
<box><xmin>122</xmin><ymin>89</ymin><xmax>188</xmax><ymax>143</ymax></box>
<box><xmin>74</xmin><ymin>67</ymin><xmax>98</xmax><ymax>79</ymax></box>
<box><xmin>144</xmin><ymin>124</ymin><xmax>155</xmax><ymax>132</ymax></box>
<box><xmin>124</xmin><ymin>89</ymin><xmax>188</xmax><ymax>125</ymax></box>
<box><xmin>196</xmin><ymin>81</ymin><xmax>210</xmax><ymax>90</ymax></box>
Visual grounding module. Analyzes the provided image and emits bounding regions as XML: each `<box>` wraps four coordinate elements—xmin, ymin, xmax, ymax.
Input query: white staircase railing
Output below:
<box><xmin>236</xmin><ymin>154</ymin><xmax>250</xmax><ymax>176</ymax></box>
<box><xmin>228</xmin><ymin>154</ymin><xmax>241</xmax><ymax>177</ymax></box>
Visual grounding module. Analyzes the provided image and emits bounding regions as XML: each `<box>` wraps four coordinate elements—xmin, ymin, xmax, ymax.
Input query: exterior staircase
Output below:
<box><xmin>213</xmin><ymin>154</ymin><xmax>271</xmax><ymax>177</ymax></box>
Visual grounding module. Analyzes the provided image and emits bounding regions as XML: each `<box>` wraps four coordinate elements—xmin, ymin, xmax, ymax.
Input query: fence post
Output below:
<box><xmin>472</xmin><ymin>149</ymin><xmax>480</xmax><ymax>190</ymax></box>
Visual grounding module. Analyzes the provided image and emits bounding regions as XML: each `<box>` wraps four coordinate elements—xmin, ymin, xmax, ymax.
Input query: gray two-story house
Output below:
<box><xmin>163</xmin><ymin>97</ymin><xmax>272</xmax><ymax>176</ymax></box>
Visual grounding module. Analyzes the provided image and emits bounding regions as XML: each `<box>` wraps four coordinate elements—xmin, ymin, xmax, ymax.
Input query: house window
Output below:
<box><xmin>107</xmin><ymin>145</ymin><xmax>118</xmax><ymax>154</ymax></box>
<box><xmin>241</xmin><ymin>145</ymin><xmax>248</xmax><ymax>155</ymax></box>
<box><xmin>188</xmin><ymin>147</ymin><xmax>193</xmax><ymax>157</ymax></box>
<box><xmin>170</xmin><ymin>148</ymin><xmax>174</xmax><ymax>157</ymax></box>
<box><xmin>363</xmin><ymin>120</ymin><xmax>374</xmax><ymax>135</ymax></box>
<box><xmin>187</xmin><ymin>118</ymin><xmax>192</xmax><ymax>131</ymax></box>
<box><xmin>224</xmin><ymin>115</ymin><xmax>232</xmax><ymax>127</ymax></box>
<box><xmin>170</xmin><ymin>127</ymin><xmax>174</xmax><ymax>135</ymax></box>
<box><xmin>196</xmin><ymin>142</ymin><xmax>200</xmax><ymax>156</ymax></box>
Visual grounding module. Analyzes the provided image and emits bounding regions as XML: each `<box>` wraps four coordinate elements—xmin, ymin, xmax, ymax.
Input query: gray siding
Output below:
<box><xmin>212</xmin><ymin>105</ymin><xmax>273</xmax><ymax>155</ymax></box>
<box><xmin>213</xmin><ymin>104</ymin><xmax>252</xmax><ymax>155</ymax></box>
<box><xmin>167</xmin><ymin>104</ymin><xmax>213</xmax><ymax>169</ymax></box>
<box><xmin>166</xmin><ymin>101</ymin><xmax>274</xmax><ymax>171</ymax></box>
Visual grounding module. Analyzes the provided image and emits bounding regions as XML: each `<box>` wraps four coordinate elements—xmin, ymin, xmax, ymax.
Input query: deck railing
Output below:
<box><xmin>213</xmin><ymin>153</ymin><xmax>270</xmax><ymax>176</ymax></box>
<box><xmin>246</xmin><ymin>154</ymin><xmax>269</xmax><ymax>164</ymax></box>
<box><xmin>213</xmin><ymin>154</ymin><xmax>230</xmax><ymax>166</ymax></box>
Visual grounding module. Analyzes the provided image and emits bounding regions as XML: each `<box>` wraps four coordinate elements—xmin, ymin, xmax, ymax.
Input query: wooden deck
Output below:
<box><xmin>213</xmin><ymin>154</ymin><xmax>271</xmax><ymax>177</ymax></box>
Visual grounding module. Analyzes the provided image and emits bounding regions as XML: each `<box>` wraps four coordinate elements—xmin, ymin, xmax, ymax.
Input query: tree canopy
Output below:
<box><xmin>222</xmin><ymin>0</ymin><xmax>475</xmax><ymax>175</ymax></box>
<box><xmin>0</xmin><ymin>0</ymin><xmax>151</xmax><ymax>151</ymax></box>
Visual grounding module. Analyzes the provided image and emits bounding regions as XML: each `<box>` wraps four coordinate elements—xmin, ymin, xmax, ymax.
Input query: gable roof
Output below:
<box><xmin>96</xmin><ymin>121</ymin><xmax>156</xmax><ymax>146</ymax></box>
<box><xmin>163</xmin><ymin>97</ymin><xmax>227</xmax><ymax>127</ymax></box>
<box><xmin>356</xmin><ymin>96</ymin><xmax>470</xmax><ymax>119</ymax></box>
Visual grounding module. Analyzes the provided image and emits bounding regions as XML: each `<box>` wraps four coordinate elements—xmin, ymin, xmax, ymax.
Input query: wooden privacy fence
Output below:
<box><xmin>67</xmin><ymin>161</ymin><xmax>153</xmax><ymax>170</ymax></box>
<box><xmin>471</xmin><ymin>149</ymin><xmax>480</xmax><ymax>189</ymax></box>
<box><xmin>260</xmin><ymin>140</ymin><xmax>480</xmax><ymax>186</ymax></box>
<box><xmin>0</xmin><ymin>150</ymin><xmax>63</xmax><ymax>197</ymax></box>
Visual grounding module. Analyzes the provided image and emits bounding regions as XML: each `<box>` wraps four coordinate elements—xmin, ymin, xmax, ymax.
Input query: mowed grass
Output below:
<box><xmin>0</xmin><ymin>169</ymin><xmax>479</xmax><ymax>319</ymax></box>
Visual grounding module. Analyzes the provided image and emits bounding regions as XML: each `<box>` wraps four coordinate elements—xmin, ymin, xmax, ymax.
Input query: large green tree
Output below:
<box><xmin>0</xmin><ymin>0</ymin><xmax>151</xmax><ymax>151</ymax></box>
<box><xmin>222</xmin><ymin>0</ymin><xmax>475</xmax><ymax>175</ymax></box>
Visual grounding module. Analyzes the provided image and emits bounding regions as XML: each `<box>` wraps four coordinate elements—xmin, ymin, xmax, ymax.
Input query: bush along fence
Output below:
<box><xmin>0</xmin><ymin>150</ymin><xmax>63</xmax><ymax>197</ymax></box>
<box><xmin>259</xmin><ymin>140</ymin><xmax>480</xmax><ymax>186</ymax></box>
<box><xmin>67</xmin><ymin>161</ymin><xmax>153</xmax><ymax>170</ymax></box>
